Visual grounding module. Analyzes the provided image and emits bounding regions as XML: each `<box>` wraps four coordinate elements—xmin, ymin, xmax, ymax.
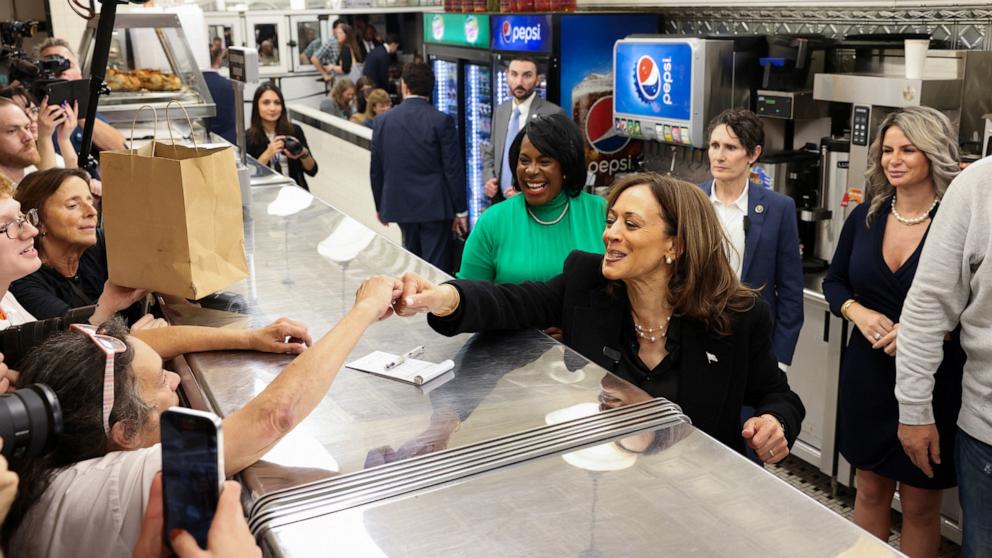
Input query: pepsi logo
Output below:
<box><xmin>585</xmin><ymin>95</ymin><xmax>630</xmax><ymax>155</ymax></box>
<box><xmin>635</xmin><ymin>56</ymin><xmax>661</xmax><ymax>101</ymax></box>
<box><xmin>501</xmin><ymin>20</ymin><xmax>512</xmax><ymax>42</ymax></box>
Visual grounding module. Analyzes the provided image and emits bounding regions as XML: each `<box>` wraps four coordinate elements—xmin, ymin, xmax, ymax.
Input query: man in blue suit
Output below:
<box><xmin>701</xmin><ymin>109</ymin><xmax>804</xmax><ymax>368</ymax></box>
<box><xmin>371</xmin><ymin>63</ymin><xmax>467</xmax><ymax>274</ymax></box>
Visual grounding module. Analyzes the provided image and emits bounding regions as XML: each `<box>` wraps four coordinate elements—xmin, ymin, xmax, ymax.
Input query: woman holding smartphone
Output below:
<box><xmin>246</xmin><ymin>82</ymin><xmax>318</xmax><ymax>191</ymax></box>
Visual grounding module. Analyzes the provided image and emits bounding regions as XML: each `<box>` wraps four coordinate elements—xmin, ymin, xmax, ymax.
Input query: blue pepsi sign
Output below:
<box><xmin>614</xmin><ymin>41</ymin><xmax>693</xmax><ymax>121</ymax></box>
<box><xmin>491</xmin><ymin>15</ymin><xmax>553</xmax><ymax>53</ymax></box>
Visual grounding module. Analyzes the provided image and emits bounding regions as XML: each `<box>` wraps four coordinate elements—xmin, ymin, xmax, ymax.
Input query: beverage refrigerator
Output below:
<box><xmin>424</xmin><ymin>14</ymin><xmax>493</xmax><ymax>229</ymax></box>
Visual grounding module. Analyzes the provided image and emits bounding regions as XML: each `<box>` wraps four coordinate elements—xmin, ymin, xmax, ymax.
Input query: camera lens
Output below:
<box><xmin>283</xmin><ymin>137</ymin><xmax>303</xmax><ymax>156</ymax></box>
<box><xmin>0</xmin><ymin>384</ymin><xmax>63</xmax><ymax>466</ymax></box>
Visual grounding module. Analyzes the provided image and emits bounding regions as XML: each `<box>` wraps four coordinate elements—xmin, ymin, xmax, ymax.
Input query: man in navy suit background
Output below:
<box><xmin>202</xmin><ymin>46</ymin><xmax>237</xmax><ymax>144</ymax></box>
<box><xmin>371</xmin><ymin>62</ymin><xmax>467</xmax><ymax>274</ymax></box>
<box><xmin>362</xmin><ymin>33</ymin><xmax>400</xmax><ymax>92</ymax></box>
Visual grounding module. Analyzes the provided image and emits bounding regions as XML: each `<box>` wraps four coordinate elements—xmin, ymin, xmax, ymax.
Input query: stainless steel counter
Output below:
<box><xmin>167</xmin><ymin>185</ymin><xmax>900</xmax><ymax>556</ymax></box>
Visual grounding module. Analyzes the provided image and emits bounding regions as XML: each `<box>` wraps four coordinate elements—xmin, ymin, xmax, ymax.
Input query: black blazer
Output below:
<box><xmin>246</xmin><ymin>123</ymin><xmax>318</xmax><ymax>190</ymax></box>
<box><xmin>428</xmin><ymin>250</ymin><xmax>805</xmax><ymax>455</ymax></box>
<box><xmin>370</xmin><ymin>97</ymin><xmax>466</xmax><ymax>223</ymax></box>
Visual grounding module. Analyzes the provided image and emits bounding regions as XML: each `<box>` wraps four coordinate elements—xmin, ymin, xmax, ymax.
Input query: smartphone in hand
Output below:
<box><xmin>161</xmin><ymin>407</ymin><xmax>224</xmax><ymax>550</ymax></box>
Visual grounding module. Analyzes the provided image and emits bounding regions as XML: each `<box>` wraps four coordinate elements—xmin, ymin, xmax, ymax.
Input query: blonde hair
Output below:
<box><xmin>864</xmin><ymin>107</ymin><xmax>960</xmax><ymax>225</ymax></box>
<box><xmin>0</xmin><ymin>174</ymin><xmax>13</xmax><ymax>197</ymax></box>
<box><xmin>606</xmin><ymin>173</ymin><xmax>758</xmax><ymax>336</ymax></box>
<box><xmin>363</xmin><ymin>88</ymin><xmax>390</xmax><ymax>120</ymax></box>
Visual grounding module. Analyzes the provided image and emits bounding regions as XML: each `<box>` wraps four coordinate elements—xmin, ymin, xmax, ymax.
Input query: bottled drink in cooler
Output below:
<box><xmin>516</xmin><ymin>0</ymin><xmax>534</xmax><ymax>11</ymax></box>
<box><xmin>534</xmin><ymin>0</ymin><xmax>551</xmax><ymax>10</ymax></box>
<box><xmin>473</xmin><ymin>0</ymin><xmax>486</xmax><ymax>10</ymax></box>
<box><xmin>499</xmin><ymin>0</ymin><xmax>513</xmax><ymax>11</ymax></box>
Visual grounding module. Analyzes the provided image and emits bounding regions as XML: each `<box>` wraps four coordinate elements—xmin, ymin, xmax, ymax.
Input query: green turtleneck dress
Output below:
<box><xmin>456</xmin><ymin>191</ymin><xmax>607</xmax><ymax>284</ymax></box>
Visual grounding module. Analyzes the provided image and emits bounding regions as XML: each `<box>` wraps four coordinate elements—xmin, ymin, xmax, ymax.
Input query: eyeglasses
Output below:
<box><xmin>0</xmin><ymin>208</ymin><xmax>39</xmax><ymax>240</ymax></box>
<box><xmin>70</xmin><ymin>323</ymin><xmax>128</xmax><ymax>435</ymax></box>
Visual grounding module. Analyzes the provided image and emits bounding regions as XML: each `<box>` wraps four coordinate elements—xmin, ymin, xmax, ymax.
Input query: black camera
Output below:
<box><xmin>0</xmin><ymin>20</ymin><xmax>69</xmax><ymax>102</ymax></box>
<box><xmin>282</xmin><ymin>136</ymin><xmax>304</xmax><ymax>157</ymax></box>
<box><xmin>0</xmin><ymin>384</ymin><xmax>62</xmax><ymax>467</ymax></box>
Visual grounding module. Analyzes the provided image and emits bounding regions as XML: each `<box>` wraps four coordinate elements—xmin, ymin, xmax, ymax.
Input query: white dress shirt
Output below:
<box><xmin>511</xmin><ymin>91</ymin><xmax>537</xmax><ymax>127</ymax></box>
<box><xmin>710</xmin><ymin>182</ymin><xmax>748</xmax><ymax>279</ymax></box>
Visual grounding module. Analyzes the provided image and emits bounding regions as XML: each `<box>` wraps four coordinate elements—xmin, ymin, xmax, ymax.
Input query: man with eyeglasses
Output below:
<box><xmin>0</xmin><ymin>98</ymin><xmax>41</xmax><ymax>187</ymax></box>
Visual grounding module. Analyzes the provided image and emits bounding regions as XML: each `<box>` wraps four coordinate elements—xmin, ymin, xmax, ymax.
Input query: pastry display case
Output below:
<box><xmin>78</xmin><ymin>13</ymin><xmax>216</xmax><ymax>126</ymax></box>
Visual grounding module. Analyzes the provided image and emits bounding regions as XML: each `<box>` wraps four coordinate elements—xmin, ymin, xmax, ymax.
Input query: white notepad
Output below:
<box><xmin>346</xmin><ymin>351</ymin><xmax>455</xmax><ymax>386</ymax></box>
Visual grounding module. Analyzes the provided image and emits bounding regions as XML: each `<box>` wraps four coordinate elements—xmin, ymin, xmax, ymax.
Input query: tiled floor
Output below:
<box><xmin>767</xmin><ymin>456</ymin><xmax>962</xmax><ymax>557</ymax></box>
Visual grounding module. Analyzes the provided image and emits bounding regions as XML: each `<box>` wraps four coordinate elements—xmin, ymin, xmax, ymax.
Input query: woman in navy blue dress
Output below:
<box><xmin>823</xmin><ymin>107</ymin><xmax>964</xmax><ymax>557</ymax></box>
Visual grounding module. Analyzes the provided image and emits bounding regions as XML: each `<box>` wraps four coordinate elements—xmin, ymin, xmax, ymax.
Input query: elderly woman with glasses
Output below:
<box><xmin>457</xmin><ymin>113</ymin><xmax>605</xmax><ymax>284</ymax></box>
<box><xmin>9</xmin><ymin>168</ymin><xmax>150</xmax><ymax>325</ymax></box>
<box><xmin>4</xmin><ymin>274</ymin><xmax>400</xmax><ymax>558</ymax></box>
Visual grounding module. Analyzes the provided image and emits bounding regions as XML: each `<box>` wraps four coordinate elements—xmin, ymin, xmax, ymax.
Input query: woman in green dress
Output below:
<box><xmin>458</xmin><ymin>113</ymin><xmax>606</xmax><ymax>283</ymax></box>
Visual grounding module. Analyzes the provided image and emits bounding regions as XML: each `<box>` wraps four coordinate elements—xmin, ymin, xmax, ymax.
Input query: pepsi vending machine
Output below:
<box><xmin>424</xmin><ymin>13</ymin><xmax>493</xmax><ymax>229</ymax></box>
<box><xmin>612</xmin><ymin>38</ymin><xmax>735</xmax><ymax>147</ymax></box>
<box><xmin>490</xmin><ymin>15</ymin><xmax>556</xmax><ymax>106</ymax></box>
<box><xmin>557</xmin><ymin>15</ymin><xmax>661</xmax><ymax>189</ymax></box>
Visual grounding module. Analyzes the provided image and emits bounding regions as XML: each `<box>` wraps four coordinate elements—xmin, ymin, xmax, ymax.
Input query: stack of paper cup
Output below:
<box><xmin>905</xmin><ymin>39</ymin><xmax>930</xmax><ymax>79</ymax></box>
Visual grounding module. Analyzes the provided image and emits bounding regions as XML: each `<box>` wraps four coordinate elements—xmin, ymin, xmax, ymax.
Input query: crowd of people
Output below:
<box><xmin>0</xmin><ymin>26</ymin><xmax>987</xmax><ymax>558</ymax></box>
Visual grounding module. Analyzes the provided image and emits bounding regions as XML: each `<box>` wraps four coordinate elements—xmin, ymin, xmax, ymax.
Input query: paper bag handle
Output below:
<box><xmin>164</xmin><ymin>100</ymin><xmax>198</xmax><ymax>153</ymax></box>
<box><xmin>128</xmin><ymin>105</ymin><xmax>159</xmax><ymax>156</ymax></box>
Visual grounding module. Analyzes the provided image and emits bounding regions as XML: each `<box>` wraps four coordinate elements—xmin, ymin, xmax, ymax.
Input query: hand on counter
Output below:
<box><xmin>742</xmin><ymin>414</ymin><xmax>788</xmax><ymax>465</ymax></box>
<box><xmin>249</xmin><ymin>317</ymin><xmax>312</xmax><ymax>354</ymax></box>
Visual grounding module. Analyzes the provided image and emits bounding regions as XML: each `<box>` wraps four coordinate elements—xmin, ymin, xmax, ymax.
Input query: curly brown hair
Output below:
<box><xmin>606</xmin><ymin>173</ymin><xmax>758</xmax><ymax>336</ymax></box>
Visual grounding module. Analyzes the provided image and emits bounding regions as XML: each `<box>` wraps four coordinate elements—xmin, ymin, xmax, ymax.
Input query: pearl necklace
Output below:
<box><xmin>891</xmin><ymin>194</ymin><xmax>938</xmax><ymax>226</ymax></box>
<box><xmin>527</xmin><ymin>201</ymin><xmax>570</xmax><ymax>226</ymax></box>
<box><xmin>633</xmin><ymin>315</ymin><xmax>671</xmax><ymax>343</ymax></box>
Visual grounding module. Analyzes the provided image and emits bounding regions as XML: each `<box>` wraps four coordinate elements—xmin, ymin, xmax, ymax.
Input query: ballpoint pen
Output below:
<box><xmin>384</xmin><ymin>345</ymin><xmax>425</xmax><ymax>370</ymax></box>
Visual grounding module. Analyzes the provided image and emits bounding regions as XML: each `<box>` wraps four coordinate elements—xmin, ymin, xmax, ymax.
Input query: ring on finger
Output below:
<box><xmin>768</xmin><ymin>448</ymin><xmax>776</xmax><ymax>458</ymax></box>
<box><xmin>873</xmin><ymin>332</ymin><xmax>881</xmax><ymax>340</ymax></box>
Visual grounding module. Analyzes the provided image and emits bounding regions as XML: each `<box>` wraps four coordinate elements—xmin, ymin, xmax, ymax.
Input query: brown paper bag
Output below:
<box><xmin>100</xmin><ymin>108</ymin><xmax>247</xmax><ymax>299</ymax></box>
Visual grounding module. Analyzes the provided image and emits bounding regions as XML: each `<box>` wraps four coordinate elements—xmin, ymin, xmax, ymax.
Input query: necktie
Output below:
<box><xmin>500</xmin><ymin>106</ymin><xmax>521</xmax><ymax>194</ymax></box>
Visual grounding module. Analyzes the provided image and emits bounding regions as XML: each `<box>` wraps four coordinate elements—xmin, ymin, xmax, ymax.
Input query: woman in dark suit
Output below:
<box><xmin>392</xmin><ymin>173</ymin><xmax>805</xmax><ymax>461</ymax></box>
<box><xmin>246</xmin><ymin>82</ymin><xmax>318</xmax><ymax>191</ymax></box>
<box><xmin>823</xmin><ymin>107</ymin><xmax>964</xmax><ymax>556</ymax></box>
<box><xmin>700</xmin><ymin>109</ymin><xmax>803</xmax><ymax>368</ymax></box>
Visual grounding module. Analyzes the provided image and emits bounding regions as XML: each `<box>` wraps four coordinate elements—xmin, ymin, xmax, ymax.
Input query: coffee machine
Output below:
<box><xmin>812</xmin><ymin>41</ymin><xmax>992</xmax><ymax>263</ymax></box>
<box><xmin>755</xmin><ymin>35</ymin><xmax>834</xmax><ymax>271</ymax></box>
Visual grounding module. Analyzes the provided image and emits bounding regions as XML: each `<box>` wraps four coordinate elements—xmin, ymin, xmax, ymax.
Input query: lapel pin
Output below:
<box><xmin>755</xmin><ymin>204</ymin><xmax>765</xmax><ymax>214</ymax></box>
<box><xmin>706</xmin><ymin>352</ymin><xmax>719</xmax><ymax>364</ymax></box>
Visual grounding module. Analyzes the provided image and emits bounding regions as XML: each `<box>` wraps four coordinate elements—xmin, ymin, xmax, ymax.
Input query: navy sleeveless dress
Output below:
<box><xmin>823</xmin><ymin>202</ymin><xmax>964</xmax><ymax>489</ymax></box>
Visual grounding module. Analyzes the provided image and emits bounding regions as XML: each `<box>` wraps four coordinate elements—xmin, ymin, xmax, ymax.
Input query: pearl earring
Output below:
<box><xmin>665</xmin><ymin>255</ymin><xmax>673</xmax><ymax>264</ymax></box>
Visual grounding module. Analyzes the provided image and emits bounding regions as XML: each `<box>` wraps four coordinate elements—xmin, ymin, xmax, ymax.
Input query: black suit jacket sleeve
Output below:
<box><xmin>743</xmin><ymin>301</ymin><xmax>805</xmax><ymax>447</ymax></box>
<box><xmin>370</xmin><ymin>117</ymin><xmax>384</xmax><ymax>211</ymax></box>
<box><xmin>427</xmin><ymin>274</ymin><xmax>567</xmax><ymax>335</ymax></box>
<box><xmin>438</xmin><ymin>114</ymin><xmax>467</xmax><ymax>214</ymax></box>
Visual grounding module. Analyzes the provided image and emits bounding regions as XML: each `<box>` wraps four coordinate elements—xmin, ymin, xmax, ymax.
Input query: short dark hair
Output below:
<box><xmin>507</xmin><ymin>112</ymin><xmax>587</xmax><ymax>197</ymax></box>
<box><xmin>384</xmin><ymin>33</ymin><xmax>400</xmax><ymax>46</ymax></box>
<box><xmin>706</xmin><ymin>108</ymin><xmax>764</xmax><ymax>157</ymax></box>
<box><xmin>508</xmin><ymin>56</ymin><xmax>539</xmax><ymax>72</ymax></box>
<box><xmin>402</xmin><ymin>63</ymin><xmax>434</xmax><ymax>98</ymax></box>
<box><xmin>331</xmin><ymin>19</ymin><xmax>342</xmax><ymax>29</ymax></box>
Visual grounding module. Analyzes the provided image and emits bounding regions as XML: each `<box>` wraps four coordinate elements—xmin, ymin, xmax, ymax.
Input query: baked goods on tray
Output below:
<box><xmin>107</xmin><ymin>68</ymin><xmax>182</xmax><ymax>92</ymax></box>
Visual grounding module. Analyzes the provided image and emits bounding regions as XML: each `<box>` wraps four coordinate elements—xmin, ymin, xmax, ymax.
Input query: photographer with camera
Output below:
<box><xmin>3</xmin><ymin>274</ymin><xmax>398</xmax><ymax>558</ymax></box>
<box><xmin>1</xmin><ymin>86</ymin><xmax>79</xmax><ymax>172</ymax></box>
<box><xmin>37</xmin><ymin>38</ymin><xmax>126</xmax><ymax>157</ymax></box>
<box><xmin>246</xmin><ymin>82</ymin><xmax>318</xmax><ymax>191</ymax></box>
